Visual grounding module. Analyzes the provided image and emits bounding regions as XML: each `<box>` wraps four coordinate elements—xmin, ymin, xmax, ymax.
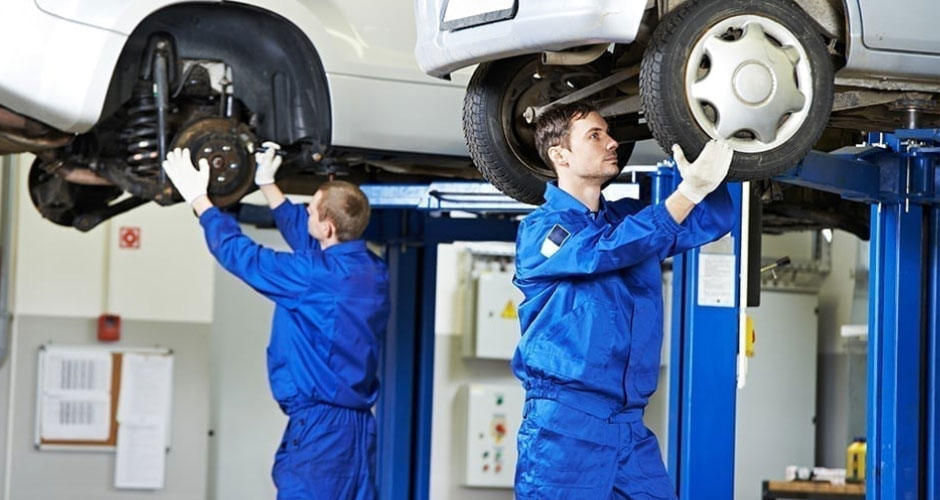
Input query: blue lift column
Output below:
<box><xmin>774</xmin><ymin>129</ymin><xmax>940</xmax><ymax>500</ymax></box>
<box><xmin>361</xmin><ymin>183</ymin><xmax>525</xmax><ymax>500</ymax></box>
<box><xmin>654</xmin><ymin>165</ymin><xmax>745</xmax><ymax>499</ymax></box>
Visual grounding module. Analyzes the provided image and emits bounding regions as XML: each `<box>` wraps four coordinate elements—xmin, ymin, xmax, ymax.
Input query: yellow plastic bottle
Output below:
<box><xmin>846</xmin><ymin>437</ymin><xmax>867</xmax><ymax>482</ymax></box>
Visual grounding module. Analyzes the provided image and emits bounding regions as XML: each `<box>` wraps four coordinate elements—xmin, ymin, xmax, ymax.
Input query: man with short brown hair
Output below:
<box><xmin>162</xmin><ymin>143</ymin><xmax>388</xmax><ymax>500</ymax></box>
<box><xmin>512</xmin><ymin>102</ymin><xmax>735</xmax><ymax>499</ymax></box>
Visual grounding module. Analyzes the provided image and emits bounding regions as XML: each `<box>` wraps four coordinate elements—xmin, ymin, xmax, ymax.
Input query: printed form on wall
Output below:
<box><xmin>39</xmin><ymin>347</ymin><xmax>112</xmax><ymax>441</ymax></box>
<box><xmin>114</xmin><ymin>352</ymin><xmax>174</xmax><ymax>490</ymax></box>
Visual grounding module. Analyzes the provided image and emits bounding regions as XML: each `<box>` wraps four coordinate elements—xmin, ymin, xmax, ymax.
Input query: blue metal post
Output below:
<box><xmin>370</xmin><ymin>203</ymin><xmax>520</xmax><ymax>500</ymax></box>
<box><xmin>658</xmin><ymin>159</ymin><xmax>743</xmax><ymax>497</ymax></box>
<box><xmin>929</xmin><ymin>204</ymin><xmax>940</xmax><ymax>500</ymax></box>
<box><xmin>413</xmin><ymin>241</ymin><xmax>438</xmax><ymax>500</ymax></box>
<box><xmin>377</xmin><ymin>211</ymin><xmax>421</xmax><ymax>500</ymax></box>
<box><xmin>867</xmin><ymin>201</ymin><xmax>924</xmax><ymax>500</ymax></box>
<box><xmin>675</xmin><ymin>184</ymin><xmax>742</xmax><ymax>499</ymax></box>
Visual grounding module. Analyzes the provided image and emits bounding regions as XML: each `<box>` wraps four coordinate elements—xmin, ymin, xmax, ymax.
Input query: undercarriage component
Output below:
<box><xmin>0</xmin><ymin>106</ymin><xmax>72</xmax><ymax>154</ymax></box>
<box><xmin>758</xmin><ymin>181</ymin><xmax>870</xmax><ymax>240</ymax></box>
<box><xmin>169</xmin><ymin>117</ymin><xmax>257</xmax><ymax>207</ymax></box>
<box><xmin>523</xmin><ymin>65</ymin><xmax>640</xmax><ymax>123</ymax></box>
<box><xmin>28</xmin><ymin>158</ymin><xmax>147</xmax><ymax>232</ymax></box>
<box><xmin>541</xmin><ymin>44</ymin><xmax>610</xmax><ymax>66</ymax></box>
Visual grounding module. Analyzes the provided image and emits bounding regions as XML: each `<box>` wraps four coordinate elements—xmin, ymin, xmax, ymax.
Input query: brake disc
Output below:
<box><xmin>170</xmin><ymin>117</ymin><xmax>257</xmax><ymax>207</ymax></box>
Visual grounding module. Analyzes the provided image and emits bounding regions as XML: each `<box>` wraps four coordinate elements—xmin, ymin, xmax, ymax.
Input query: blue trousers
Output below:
<box><xmin>515</xmin><ymin>398</ymin><xmax>677</xmax><ymax>499</ymax></box>
<box><xmin>272</xmin><ymin>403</ymin><xmax>376</xmax><ymax>500</ymax></box>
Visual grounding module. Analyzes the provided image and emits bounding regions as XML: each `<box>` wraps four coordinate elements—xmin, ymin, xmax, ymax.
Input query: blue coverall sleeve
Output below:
<box><xmin>200</xmin><ymin>207</ymin><xmax>312</xmax><ymax>306</ymax></box>
<box><xmin>271</xmin><ymin>199</ymin><xmax>314</xmax><ymax>252</ymax></box>
<box><xmin>668</xmin><ymin>182</ymin><xmax>736</xmax><ymax>256</ymax></box>
<box><xmin>516</xmin><ymin>202</ymin><xmax>684</xmax><ymax>281</ymax></box>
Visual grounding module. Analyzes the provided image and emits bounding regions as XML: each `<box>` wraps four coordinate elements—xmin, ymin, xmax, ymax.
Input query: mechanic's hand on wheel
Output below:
<box><xmin>673</xmin><ymin>140</ymin><xmax>733</xmax><ymax>204</ymax></box>
<box><xmin>162</xmin><ymin>147</ymin><xmax>209</xmax><ymax>205</ymax></box>
<box><xmin>254</xmin><ymin>141</ymin><xmax>283</xmax><ymax>186</ymax></box>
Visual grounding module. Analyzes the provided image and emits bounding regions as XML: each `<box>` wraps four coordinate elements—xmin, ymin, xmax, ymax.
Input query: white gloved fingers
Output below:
<box><xmin>197</xmin><ymin>157</ymin><xmax>210</xmax><ymax>178</ymax></box>
<box><xmin>255</xmin><ymin>149</ymin><xmax>273</xmax><ymax>167</ymax></box>
<box><xmin>254</xmin><ymin>142</ymin><xmax>283</xmax><ymax>186</ymax></box>
<box><xmin>162</xmin><ymin>147</ymin><xmax>208</xmax><ymax>204</ymax></box>
<box><xmin>699</xmin><ymin>140</ymin><xmax>719</xmax><ymax>163</ymax></box>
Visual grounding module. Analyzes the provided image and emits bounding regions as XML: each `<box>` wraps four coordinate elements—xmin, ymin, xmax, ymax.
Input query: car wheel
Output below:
<box><xmin>464</xmin><ymin>55</ymin><xmax>636</xmax><ymax>204</ymax></box>
<box><xmin>640</xmin><ymin>0</ymin><xmax>833</xmax><ymax>179</ymax></box>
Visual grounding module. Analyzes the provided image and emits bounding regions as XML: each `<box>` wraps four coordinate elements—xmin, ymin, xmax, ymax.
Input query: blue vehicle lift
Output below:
<box><xmin>359</xmin><ymin>182</ymin><xmax>527</xmax><ymax>500</ymax></box>
<box><xmin>348</xmin><ymin>128</ymin><xmax>939</xmax><ymax>499</ymax></box>
<box><xmin>665</xmin><ymin>128</ymin><xmax>940</xmax><ymax>499</ymax></box>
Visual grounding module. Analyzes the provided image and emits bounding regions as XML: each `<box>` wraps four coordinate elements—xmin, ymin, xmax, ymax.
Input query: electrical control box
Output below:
<box><xmin>464</xmin><ymin>269</ymin><xmax>524</xmax><ymax>360</ymax></box>
<box><xmin>455</xmin><ymin>383</ymin><xmax>525</xmax><ymax>488</ymax></box>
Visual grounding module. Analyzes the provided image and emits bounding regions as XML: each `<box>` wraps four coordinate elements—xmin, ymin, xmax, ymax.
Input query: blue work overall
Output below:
<box><xmin>512</xmin><ymin>182</ymin><xmax>735</xmax><ymax>499</ymax></box>
<box><xmin>201</xmin><ymin>200</ymin><xmax>389</xmax><ymax>500</ymax></box>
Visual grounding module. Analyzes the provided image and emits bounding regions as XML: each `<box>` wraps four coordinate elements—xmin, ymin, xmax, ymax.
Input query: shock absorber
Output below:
<box><xmin>152</xmin><ymin>39</ymin><xmax>171</xmax><ymax>183</ymax></box>
<box><xmin>121</xmin><ymin>35</ymin><xmax>176</xmax><ymax>177</ymax></box>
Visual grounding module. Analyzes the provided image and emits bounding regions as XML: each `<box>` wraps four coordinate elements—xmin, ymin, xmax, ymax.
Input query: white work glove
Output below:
<box><xmin>254</xmin><ymin>141</ymin><xmax>283</xmax><ymax>186</ymax></box>
<box><xmin>162</xmin><ymin>147</ymin><xmax>209</xmax><ymax>205</ymax></box>
<box><xmin>672</xmin><ymin>140</ymin><xmax>734</xmax><ymax>204</ymax></box>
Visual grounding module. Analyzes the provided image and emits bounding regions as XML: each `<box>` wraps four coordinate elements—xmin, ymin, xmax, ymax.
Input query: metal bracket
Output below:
<box><xmin>774</xmin><ymin>129</ymin><xmax>940</xmax><ymax>206</ymax></box>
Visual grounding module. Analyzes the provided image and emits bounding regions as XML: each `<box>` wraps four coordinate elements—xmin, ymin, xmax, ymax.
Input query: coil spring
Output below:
<box><xmin>122</xmin><ymin>89</ymin><xmax>161</xmax><ymax>174</ymax></box>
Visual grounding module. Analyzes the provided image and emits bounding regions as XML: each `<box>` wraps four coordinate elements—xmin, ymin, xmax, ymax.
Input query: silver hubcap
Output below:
<box><xmin>685</xmin><ymin>15</ymin><xmax>812</xmax><ymax>153</ymax></box>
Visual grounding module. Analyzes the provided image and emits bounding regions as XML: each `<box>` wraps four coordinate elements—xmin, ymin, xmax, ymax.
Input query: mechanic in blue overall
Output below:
<box><xmin>512</xmin><ymin>102</ymin><xmax>735</xmax><ymax>499</ymax></box>
<box><xmin>162</xmin><ymin>143</ymin><xmax>389</xmax><ymax>500</ymax></box>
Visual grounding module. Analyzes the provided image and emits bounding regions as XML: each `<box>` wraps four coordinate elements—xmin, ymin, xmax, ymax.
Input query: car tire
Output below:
<box><xmin>464</xmin><ymin>55</ymin><xmax>635</xmax><ymax>205</ymax></box>
<box><xmin>640</xmin><ymin>0</ymin><xmax>833</xmax><ymax>180</ymax></box>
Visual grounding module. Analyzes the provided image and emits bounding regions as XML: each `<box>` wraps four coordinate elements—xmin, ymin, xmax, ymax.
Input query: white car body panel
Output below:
<box><xmin>3</xmin><ymin>0</ymin><xmax>467</xmax><ymax>155</ymax></box>
<box><xmin>839</xmin><ymin>0</ymin><xmax>940</xmax><ymax>83</ymax></box>
<box><xmin>415</xmin><ymin>0</ymin><xmax>649</xmax><ymax>78</ymax></box>
<box><xmin>415</xmin><ymin>0</ymin><xmax>940</xmax><ymax>86</ymax></box>
<box><xmin>327</xmin><ymin>73</ymin><xmax>465</xmax><ymax>155</ymax></box>
<box><xmin>0</xmin><ymin>2</ymin><xmax>127</xmax><ymax>132</ymax></box>
<box><xmin>34</xmin><ymin>0</ymin><xmax>208</xmax><ymax>35</ymax></box>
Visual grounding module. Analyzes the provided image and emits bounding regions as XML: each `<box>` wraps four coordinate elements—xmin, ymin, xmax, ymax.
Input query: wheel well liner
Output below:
<box><xmin>100</xmin><ymin>3</ymin><xmax>331</xmax><ymax>150</ymax></box>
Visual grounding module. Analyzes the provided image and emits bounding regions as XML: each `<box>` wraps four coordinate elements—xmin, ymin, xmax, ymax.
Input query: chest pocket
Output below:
<box><xmin>629</xmin><ymin>296</ymin><xmax>663</xmax><ymax>399</ymax></box>
<box><xmin>527</xmin><ymin>299</ymin><xmax>618</xmax><ymax>381</ymax></box>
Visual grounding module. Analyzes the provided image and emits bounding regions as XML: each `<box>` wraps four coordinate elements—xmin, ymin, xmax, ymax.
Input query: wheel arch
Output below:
<box><xmin>100</xmin><ymin>2</ymin><xmax>333</xmax><ymax>149</ymax></box>
<box><xmin>659</xmin><ymin>0</ymin><xmax>847</xmax><ymax>41</ymax></box>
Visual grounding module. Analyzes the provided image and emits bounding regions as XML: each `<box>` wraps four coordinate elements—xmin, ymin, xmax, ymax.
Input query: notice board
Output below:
<box><xmin>34</xmin><ymin>344</ymin><xmax>173</xmax><ymax>451</ymax></box>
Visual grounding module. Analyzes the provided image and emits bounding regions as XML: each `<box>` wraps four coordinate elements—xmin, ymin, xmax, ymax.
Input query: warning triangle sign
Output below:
<box><xmin>500</xmin><ymin>300</ymin><xmax>518</xmax><ymax>319</ymax></box>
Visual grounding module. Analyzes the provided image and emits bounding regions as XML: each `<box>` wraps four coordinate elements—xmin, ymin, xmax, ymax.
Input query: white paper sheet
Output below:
<box><xmin>117</xmin><ymin>353</ymin><xmax>173</xmax><ymax>423</ymax></box>
<box><xmin>39</xmin><ymin>348</ymin><xmax>112</xmax><ymax>441</ymax></box>
<box><xmin>114</xmin><ymin>422</ymin><xmax>167</xmax><ymax>489</ymax></box>
<box><xmin>114</xmin><ymin>353</ymin><xmax>173</xmax><ymax>490</ymax></box>
<box><xmin>697</xmin><ymin>253</ymin><xmax>736</xmax><ymax>307</ymax></box>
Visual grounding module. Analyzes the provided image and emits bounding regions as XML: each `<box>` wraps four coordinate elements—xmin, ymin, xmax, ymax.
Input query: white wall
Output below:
<box><xmin>11</xmin><ymin>153</ymin><xmax>215</xmax><ymax>321</ymax></box>
<box><xmin>814</xmin><ymin>230</ymin><xmax>863</xmax><ymax>467</ymax></box>
<box><xmin>207</xmin><ymin>222</ymin><xmax>290</xmax><ymax>500</ymax></box>
<box><xmin>736</xmin><ymin>291</ymin><xmax>818</xmax><ymax>500</ymax></box>
<box><xmin>5</xmin><ymin>316</ymin><xmax>210</xmax><ymax>500</ymax></box>
<box><xmin>1</xmin><ymin>153</ymin><xmax>215</xmax><ymax>498</ymax></box>
<box><xmin>757</xmin><ymin>229</ymin><xmax>866</xmax><ymax>469</ymax></box>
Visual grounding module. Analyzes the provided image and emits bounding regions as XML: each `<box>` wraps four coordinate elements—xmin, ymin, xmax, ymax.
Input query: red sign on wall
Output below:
<box><xmin>119</xmin><ymin>227</ymin><xmax>140</xmax><ymax>249</ymax></box>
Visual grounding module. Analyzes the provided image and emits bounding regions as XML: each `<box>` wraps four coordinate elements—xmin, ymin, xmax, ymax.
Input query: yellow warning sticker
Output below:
<box><xmin>500</xmin><ymin>300</ymin><xmax>518</xmax><ymax>319</ymax></box>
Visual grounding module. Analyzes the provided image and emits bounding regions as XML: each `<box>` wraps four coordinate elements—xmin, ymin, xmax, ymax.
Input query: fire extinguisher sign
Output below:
<box><xmin>119</xmin><ymin>227</ymin><xmax>141</xmax><ymax>249</ymax></box>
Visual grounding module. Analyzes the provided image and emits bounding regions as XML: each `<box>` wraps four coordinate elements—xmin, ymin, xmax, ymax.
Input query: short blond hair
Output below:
<box><xmin>316</xmin><ymin>181</ymin><xmax>371</xmax><ymax>241</ymax></box>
